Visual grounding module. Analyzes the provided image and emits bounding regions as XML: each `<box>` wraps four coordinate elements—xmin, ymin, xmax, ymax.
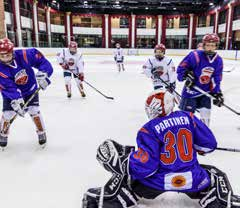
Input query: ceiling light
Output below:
<box><xmin>173</xmin><ymin>7</ymin><xmax>176</xmax><ymax>10</ymax></box>
<box><xmin>145</xmin><ymin>7</ymin><xmax>149</xmax><ymax>10</ymax></box>
<box><xmin>84</xmin><ymin>1</ymin><xmax>88</xmax><ymax>4</ymax></box>
<box><xmin>115</xmin><ymin>1</ymin><xmax>119</xmax><ymax>4</ymax></box>
<box><xmin>209</xmin><ymin>2</ymin><xmax>214</xmax><ymax>6</ymax></box>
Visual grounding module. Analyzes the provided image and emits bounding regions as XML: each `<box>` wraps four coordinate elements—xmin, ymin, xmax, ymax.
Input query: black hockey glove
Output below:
<box><xmin>184</xmin><ymin>70</ymin><xmax>195</xmax><ymax>88</ymax></box>
<box><xmin>211</xmin><ymin>92</ymin><xmax>224</xmax><ymax>107</ymax></box>
<box><xmin>166</xmin><ymin>82</ymin><xmax>176</xmax><ymax>93</ymax></box>
<box><xmin>96</xmin><ymin>139</ymin><xmax>135</xmax><ymax>175</ymax></box>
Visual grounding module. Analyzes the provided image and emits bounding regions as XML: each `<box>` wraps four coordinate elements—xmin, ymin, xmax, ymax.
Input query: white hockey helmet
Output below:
<box><xmin>145</xmin><ymin>89</ymin><xmax>175</xmax><ymax>119</ymax></box>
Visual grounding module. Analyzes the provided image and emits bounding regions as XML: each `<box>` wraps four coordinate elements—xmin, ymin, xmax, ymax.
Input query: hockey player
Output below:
<box><xmin>82</xmin><ymin>89</ymin><xmax>240</xmax><ymax>208</ymax></box>
<box><xmin>57</xmin><ymin>41</ymin><xmax>86</xmax><ymax>98</ymax></box>
<box><xmin>142</xmin><ymin>44</ymin><xmax>177</xmax><ymax>93</ymax></box>
<box><xmin>177</xmin><ymin>33</ymin><xmax>224</xmax><ymax>126</ymax></box>
<box><xmin>0</xmin><ymin>38</ymin><xmax>53</xmax><ymax>148</ymax></box>
<box><xmin>113</xmin><ymin>43</ymin><xmax>125</xmax><ymax>72</ymax></box>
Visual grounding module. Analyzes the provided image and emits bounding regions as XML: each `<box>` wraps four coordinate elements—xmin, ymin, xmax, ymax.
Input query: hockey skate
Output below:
<box><xmin>80</xmin><ymin>90</ymin><xmax>86</xmax><ymax>97</ymax></box>
<box><xmin>67</xmin><ymin>92</ymin><xmax>72</xmax><ymax>98</ymax></box>
<box><xmin>0</xmin><ymin>134</ymin><xmax>7</xmax><ymax>151</ymax></box>
<box><xmin>38</xmin><ymin>132</ymin><xmax>47</xmax><ymax>148</ymax></box>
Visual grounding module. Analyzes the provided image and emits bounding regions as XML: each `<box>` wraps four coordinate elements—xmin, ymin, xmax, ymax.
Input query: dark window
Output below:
<box><xmin>166</xmin><ymin>35</ymin><xmax>188</xmax><ymax>49</ymax></box>
<box><xmin>111</xmin><ymin>35</ymin><xmax>129</xmax><ymax>48</ymax></box>
<box><xmin>210</xmin><ymin>14</ymin><xmax>215</xmax><ymax>26</ymax></box>
<box><xmin>137</xmin><ymin>18</ymin><xmax>146</xmax><ymax>28</ymax></box>
<box><xmin>218</xmin><ymin>10</ymin><xmax>226</xmax><ymax>24</ymax></box>
<box><xmin>136</xmin><ymin>35</ymin><xmax>156</xmax><ymax>48</ymax></box>
<box><xmin>233</xmin><ymin>5</ymin><xmax>240</xmax><ymax>20</ymax></box>
<box><xmin>197</xmin><ymin>16</ymin><xmax>206</xmax><ymax>27</ymax></box>
<box><xmin>232</xmin><ymin>30</ymin><xmax>240</xmax><ymax>50</ymax></box>
<box><xmin>22</xmin><ymin>29</ymin><xmax>33</xmax><ymax>47</ymax></box>
<box><xmin>120</xmin><ymin>17</ymin><xmax>129</xmax><ymax>28</ymax></box>
<box><xmin>4</xmin><ymin>0</ymin><xmax>12</xmax><ymax>12</ymax></box>
<box><xmin>218</xmin><ymin>32</ymin><xmax>226</xmax><ymax>49</ymax></box>
<box><xmin>51</xmin><ymin>33</ymin><xmax>66</xmax><ymax>47</ymax></box>
<box><xmin>20</xmin><ymin>1</ymin><xmax>32</xmax><ymax>18</ymax></box>
<box><xmin>72</xmin><ymin>16</ymin><xmax>102</xmax><ymax>28</ymax></box>
<box><xmin>74</xmin><ymin>35</ymin><xmax>102</xmax><ymax>48</ymax></box>
<box><xmin>179</xmin><ymin>17</ymin><xmax>189</xmax><ymax>28</ymax></box>
<box><xmin>166</xmin><ymin>18</ymin><xmax>174</xmax><ymax>29</ymax></box>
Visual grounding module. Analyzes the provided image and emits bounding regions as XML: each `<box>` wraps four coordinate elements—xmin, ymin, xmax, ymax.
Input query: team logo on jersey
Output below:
<box><xmin>199</xmin><ymin>67</ymin><xmax>214</xmax><ymax>84</ymax></box>
<box><xmin>171</xmin><ymin>175</ymin><xmax>186</xmax><ymax>188</ymax></box>
<box><xmin>14</xmin><ymin>69</ymin><xmax>28</xmax><ymax>85</ymax></box>
<box><xmin>155</xmin><ymin>66</ymin><xmax>164</xmax><ymax>76</ymax></box>
<box><xmin>68</xmin><ymin>58</ymin><xmax>75</xmax><ymax>66</ymax></box>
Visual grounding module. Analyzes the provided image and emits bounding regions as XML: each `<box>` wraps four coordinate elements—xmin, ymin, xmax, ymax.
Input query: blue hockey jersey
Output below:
<box><xmin>177</xmin><ymin>50</ymin><xmax>223</xmax><ymax>98</ymax></box>
<box><xmin>129</xmin><ymin>111</ymin><xmax>217</xmax><ymax>193</ymax></box>
<box><xmin>0</xmin><ymin>48</ymin><xmax>53</xmax><ymax>100</ymax></box>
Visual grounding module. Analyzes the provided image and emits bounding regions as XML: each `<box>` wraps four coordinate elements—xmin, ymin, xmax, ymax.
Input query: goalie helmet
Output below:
<box><xmin>145</xmin><ymin>89</ymin><xmax>174</xmax><ymax>119</ymax></box>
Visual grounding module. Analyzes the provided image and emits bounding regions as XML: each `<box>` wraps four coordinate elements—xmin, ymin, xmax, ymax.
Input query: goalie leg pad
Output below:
<box><xmin>198</xmin><ymin>164</ymin><xmax>238</xmax><ymax>208</ymax></box>
<box><xmin>82</xmin><ymin>175</ymin><xmax>138</xmax><ymax>208</ymax></box>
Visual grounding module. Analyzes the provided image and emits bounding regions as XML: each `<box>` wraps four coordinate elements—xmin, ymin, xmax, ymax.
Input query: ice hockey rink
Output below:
<box><xmin>0</xmin><ymin>53</ymin><xmax>239</xmax><ymax>208</ymax></box>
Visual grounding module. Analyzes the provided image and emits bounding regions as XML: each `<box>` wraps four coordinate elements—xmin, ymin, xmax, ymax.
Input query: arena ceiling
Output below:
<box><xmin>40</xmin><ymin>0</ymin><xmax>228</xmax><ymax>14</ymax></box>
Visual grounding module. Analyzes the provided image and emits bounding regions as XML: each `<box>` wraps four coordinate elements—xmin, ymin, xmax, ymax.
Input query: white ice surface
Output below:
<box><xmin>0</xmin><ymin>54</ymin><xmax>239</xmax><ymax>208</ymax></box>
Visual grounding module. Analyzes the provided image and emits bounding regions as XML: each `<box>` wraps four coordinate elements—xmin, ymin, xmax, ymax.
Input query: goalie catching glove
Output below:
<box><xmin>96</xmin><ymin>139</ymin><xmax>135</xmax><ymax>175</ymax></box>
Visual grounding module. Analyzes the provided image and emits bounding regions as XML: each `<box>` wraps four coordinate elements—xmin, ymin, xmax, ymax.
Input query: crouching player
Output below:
<box><xmin>82</xmin><ymin>89</ymin><xmax>240</xmax><ymax>208</ymax></box>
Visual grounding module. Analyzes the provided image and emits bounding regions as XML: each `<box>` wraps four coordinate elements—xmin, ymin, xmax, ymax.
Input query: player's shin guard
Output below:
<box><xmin>199</xmin><ymin>165</ymin><xmax>240</xmax><ymax>208</ymax></box>
<box><xmin>0</xmin><ymin>111</ymin><xmax>16</xmax><ymax>147</ymax></box>
<box><xmin>28</xmin><ymin>106</ymin><xmax>47</xmax><ymax>146</ymax></box>
<box><xmin>199</xmin><ymin>108</ymin><xmax>211</xmax><ymax>127</ymax></box>
<box><xmin>75</xmin><ymin>78</ymin><xmax>86</xmax><ymax>97</ymax></box>
<box><xmin>64</xmin><ymin>76</ymin><xmax>72</xmax><ymax>98</ymax></box>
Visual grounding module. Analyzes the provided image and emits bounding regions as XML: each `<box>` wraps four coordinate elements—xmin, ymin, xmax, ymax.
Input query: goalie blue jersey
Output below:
<box><xmin>0</xmin><ymin>48</ymin><xmax>53</xmax><ymax>100</ymax></box>
<box><xmin>129</xmin><ymin>111</ymin><xmax>217</xmax><ymax>193</ymax></box>
<box><xmin>177</xmin><ymin>50</ymin><xmax>223</xmax><ymax>98</ymax></box>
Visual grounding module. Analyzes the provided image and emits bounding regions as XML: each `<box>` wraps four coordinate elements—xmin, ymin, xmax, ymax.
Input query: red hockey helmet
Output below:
<box><xmin>154</xmin><ymin>44</ymin><xmax>166</xmax><ymax>53</ymax></box>
<box><xmin>68</xmin><ymin>41</ymin><xmax>78</xmax><ymax>49</ymax></box>
<box><xmin>145</xmin><ymin>89</ymin><xmax>174</xmax><ymax>119</ymax></box>
<box><xmin>202</xmin><ymin>33</ymin><xmax>220</xmax><ymax>45</ymax></box>
<box><xmin>0</xmin><ymin>38</ymin><xmax>14</xmax><ymax>54</ymax></box>
<box><xmin>68</xmin><ymin>41</ymin><xmax>78</xmax><ymax>55</ymax></box>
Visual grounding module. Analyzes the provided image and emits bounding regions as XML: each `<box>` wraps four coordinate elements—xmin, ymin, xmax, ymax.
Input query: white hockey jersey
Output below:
<box><xmin>57</xmin><ymin>48</ymin><xmax>84</xmax><ymax>74</ymax></box>
<box><xmin>143</xmin><ymin>56</ymin><xmax>176</xmax><ymax>89</ymax></box>
<box><xmin>114</xmin><ymin>48</ymin><xmax>124</xmax><ymax>62</ymax></box>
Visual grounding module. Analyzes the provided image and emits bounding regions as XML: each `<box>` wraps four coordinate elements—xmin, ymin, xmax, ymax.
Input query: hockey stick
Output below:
<box><xmin>216</xmin><ymin>147</ymin><xmax>240</xmax><ymax>153</ymax></box>
<box><xmin>83</xmin><ymin>80</ymin><xmax>114</xmax><ymax>100</ymax></box>
<box><xmin>223</xmin><ymin>66</ymin><xmax>236</xmax><ymax>73</ymax></box>
<box><xmin>192</xmin><ymin>85</ymin><xmax>240</xmax><ymax>116</ymax></box>
<box><xmin>66</xmin><ymin>69</ymin><xmax>114</xmax><ymax>100</ymax></box>
<box><xmin>9</xmin><ymin>88</ymin><xmax>41</xmax><ymax>124</ymax></box>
